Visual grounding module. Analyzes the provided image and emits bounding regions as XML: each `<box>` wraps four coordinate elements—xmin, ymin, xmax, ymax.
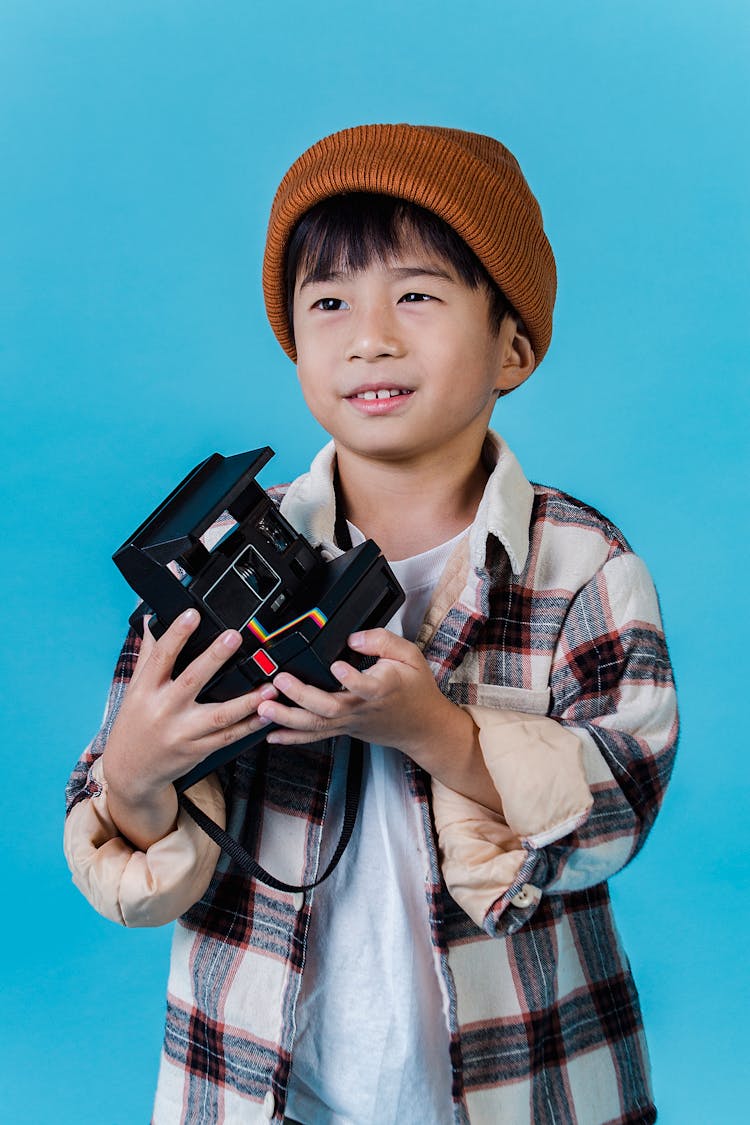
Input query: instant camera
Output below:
<box><xmin>113</xmin><ymin>447</ymin><xmax>404</xmax><ymax>793</ymax></box>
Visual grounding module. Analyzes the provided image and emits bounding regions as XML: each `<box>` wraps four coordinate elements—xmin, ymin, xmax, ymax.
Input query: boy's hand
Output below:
<box><xmin>102</xmin><ymin>609</ymin><xmax>278</xmax><ymax>848</ymax></box>
<box><xmin>257</xmin><ymin>629</ymin><xmax>501</xmax><ymax>811</ymax></box>
<box><xmin>259</xmin><ymin>629</ymin><xmax>446</xmax><ymax>757</ymax></box>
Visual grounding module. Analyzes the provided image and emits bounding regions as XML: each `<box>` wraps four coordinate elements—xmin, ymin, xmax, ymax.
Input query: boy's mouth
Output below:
<box><xmin>344</xmin><ymin>385</ymin><xmax>414</xmax><ymax>415</ymax></box>
<box><xmin>351</xmin><ymin>388</ymin><xmax>412</xmax><ymax>401</ymax></box>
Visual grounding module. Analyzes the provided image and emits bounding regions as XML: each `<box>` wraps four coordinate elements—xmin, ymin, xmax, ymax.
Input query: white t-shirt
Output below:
<box><xmin>285</xmin><ymin>525</ymin><xmax>469</xmax><ymax>1125</ymax></box>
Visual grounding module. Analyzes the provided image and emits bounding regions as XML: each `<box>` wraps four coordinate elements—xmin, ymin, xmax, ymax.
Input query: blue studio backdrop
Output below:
<box><xmin>1</xmin><ymin>3</ymin><xmax>748</xmax><ymax>1122</ymax></box>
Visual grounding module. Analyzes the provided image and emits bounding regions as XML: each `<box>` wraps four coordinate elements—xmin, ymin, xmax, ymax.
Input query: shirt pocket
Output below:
<box><xmin>473</xmin><ymin>682</ymin><xmax>551</xmax><ymax>715</ymax></box>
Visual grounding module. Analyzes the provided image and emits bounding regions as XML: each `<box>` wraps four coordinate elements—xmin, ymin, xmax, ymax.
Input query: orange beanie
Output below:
<box><xmin>262</xmin><ymin>123</ymin><xmax>556</xmax><ymax>364</ymax></box>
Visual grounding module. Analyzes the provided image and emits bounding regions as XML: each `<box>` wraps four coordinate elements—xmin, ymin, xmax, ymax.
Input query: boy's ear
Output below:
<box><xmin>496</xmin><ymin>317</ymin><xmax>536</xmax><ymax>396</ymax></box>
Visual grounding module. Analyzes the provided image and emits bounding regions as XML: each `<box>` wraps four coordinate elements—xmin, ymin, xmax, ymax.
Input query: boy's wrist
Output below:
<box><xmin>101</xmin><ymin>756</ymin><xmax>179</xmax><ymax>849</ymax></box>
<box><xmin>407</xmin><ymin>698</ymin><xmax>503</xmax><ymax>815</ymax></box>
<box><xmin>101</xmin><ymin>745</ymin><xmax>170</xmax><ymax>805</ymax></box>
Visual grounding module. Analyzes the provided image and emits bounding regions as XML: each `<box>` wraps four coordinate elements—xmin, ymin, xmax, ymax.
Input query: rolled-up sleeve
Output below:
<box><xmin>64</xmin><ymin>758</ymin><xmax>225</xmax><ymax>927</ymax></box>
<box><xmin>432</xmin><ymin>709</ymin><xmax>592</xmax><ymax>931</ymax></box>
<box><xmin>432</xmin><ymin>551</ymin><xmax>678</xmax><ymax>936</ymax></box>
<box><xmin>64</xmin><ymin>627</ymin><xmax>226</xmax><ymax>927</ymax></box>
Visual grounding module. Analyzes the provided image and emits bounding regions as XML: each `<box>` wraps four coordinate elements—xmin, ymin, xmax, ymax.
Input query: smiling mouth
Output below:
<box><xmin>348</xmin><ymin>388</ymin><xmax>413</xmax><ymax>400</ymax></box>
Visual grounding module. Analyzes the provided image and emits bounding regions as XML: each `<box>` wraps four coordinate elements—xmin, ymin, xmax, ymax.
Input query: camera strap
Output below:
<box><xmin>178</xmin><ymin>737</ymin><xmax>365</xmax><ymax>894</ymax></box>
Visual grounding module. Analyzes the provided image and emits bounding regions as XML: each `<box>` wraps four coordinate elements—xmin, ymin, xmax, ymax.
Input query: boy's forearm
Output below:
<box><xmin>102</xmin><ymin>756</ymin><xmax>179</xmax><ymax>851</ymax></box>
<box><xmin>411</xmin><ymin>701</ymin><xmax>503</xmax><ymax>815</ymax></box>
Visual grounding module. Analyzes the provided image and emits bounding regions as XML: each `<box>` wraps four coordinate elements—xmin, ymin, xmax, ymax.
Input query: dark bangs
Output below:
<box><xmin>286</xmin><ymin>192</ymin><xmax>515</xmax><ymax>338</ymax></box>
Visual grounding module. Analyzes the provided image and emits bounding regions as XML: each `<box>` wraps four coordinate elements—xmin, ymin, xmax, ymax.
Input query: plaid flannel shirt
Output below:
<box><xmin>65</xmin><ymin>432</ymin><xmax>678</xmax><ymax>1124</ymax></box>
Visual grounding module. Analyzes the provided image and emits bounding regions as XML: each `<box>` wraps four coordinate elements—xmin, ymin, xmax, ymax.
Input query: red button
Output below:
<box><xmin>251</xmin><ymin>649</ymin><xmax>278</xmax><ymax>677</ymax></box>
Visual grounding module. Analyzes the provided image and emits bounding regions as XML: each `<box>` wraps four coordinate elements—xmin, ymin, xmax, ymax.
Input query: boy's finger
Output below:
<box><xmin>201</xmin><ymin>683</ymin><xmax>278</xmax><ymax>735</ymax></box>
<box><xmin>329</xmin><ymin>661</ymin><xmax>381</xmax><ymax>699</ymax></box>
<box><xmin>193</xmin><ymin>708</ymin><xmax>278</xmax><ymax>756</ymax></box>
<box><xmin>257</xmin><ymin>696</ymin><xmax>336</xmax><ymax>732</ymax></box>
<box><xmin>140</xmin><ymin>609</ymin><xmax>202</xmax><ymax>685</ymax></box>
<box><xmin>265</xmin><ymin>728</ymin><xmax>331</xmax><ymax>747</ymax></box>
<box><xmin>172</xmin><ymin>626</ymin><xmax>244</xmax><ymax>700</ymax></box>
<box><xmin>267</xmin><ymin>673</ymin><xmax>343</xmax><ymax>719</ymax></box>
<box><xmin>347</xmin><ymin>628</ymin><xmax>418</xmax><ymax>664</ymax></box>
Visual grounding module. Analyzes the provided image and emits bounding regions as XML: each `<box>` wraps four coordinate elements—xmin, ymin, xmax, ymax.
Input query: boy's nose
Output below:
<box><xmin>346</xmin><ymin>305</ymin><xmax>404</xmax><ymax>362</ymax></box>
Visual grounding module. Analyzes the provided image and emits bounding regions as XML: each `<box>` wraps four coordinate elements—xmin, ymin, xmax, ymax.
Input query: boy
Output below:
<box><xmin>65</xmin><ymin>124</ymin><xmax>678</xmax><ymax>1124</ymax></box>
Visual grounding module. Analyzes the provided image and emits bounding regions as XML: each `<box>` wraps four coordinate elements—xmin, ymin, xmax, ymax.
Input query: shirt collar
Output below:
<box><xmin>278</xmin><ymin>441</ymin><xmax>340</xmax><ymax>556</ymax></box>
<box><xmin>278</xmin><ymin>429</ymin><xmax>534</xmax><ymax>575</ymax></box>
<box><xmin>470</xmin><ymin>430</ymin><xmax>534</xmax><ymax>575</ymax></box>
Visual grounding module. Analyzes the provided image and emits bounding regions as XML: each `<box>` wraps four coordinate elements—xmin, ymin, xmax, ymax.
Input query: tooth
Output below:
<box><xmin>377</xmin><ymin>389</ymin><xmax>391</xmax><ymax>399</ymax></box>
<box><xmin>363</xmin><ymin>391</ymin><xmax>377</xmax><ymax>400</ymax></box>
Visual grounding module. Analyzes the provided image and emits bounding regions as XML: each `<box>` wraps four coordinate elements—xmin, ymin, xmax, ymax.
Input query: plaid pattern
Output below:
<box><xmin>66</xmin><ymin>434</ymin><xmax>677</xmax><ymax>1124</ymax></box>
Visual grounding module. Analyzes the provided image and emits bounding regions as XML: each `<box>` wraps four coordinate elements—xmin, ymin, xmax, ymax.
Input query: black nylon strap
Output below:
<box><xmin>179</xmin><ymin>738</ymin><xmax>364</xmax><ymax>893</ymax></box>
<box><xmin>333</xmin><ymin>467</ymin><xmax>353</xmax><ymax>552</ymax></box>
<box><xmin>331</xmin><ymin>473</ymin><xmax>379</xmax><ymax>670</ymax></box>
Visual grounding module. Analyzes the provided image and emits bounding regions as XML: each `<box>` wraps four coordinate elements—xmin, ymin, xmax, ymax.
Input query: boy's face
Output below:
<box><xmin>291</xmin><ymin>242</ymin><xmax>534</xmax><ymax>471</ymax></box>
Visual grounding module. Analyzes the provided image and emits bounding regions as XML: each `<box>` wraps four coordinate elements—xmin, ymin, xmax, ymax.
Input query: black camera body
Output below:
<box><xmin>113</xmin><ymin>447</ymin><xmax>404</xmax><ymax>791</ymax></box>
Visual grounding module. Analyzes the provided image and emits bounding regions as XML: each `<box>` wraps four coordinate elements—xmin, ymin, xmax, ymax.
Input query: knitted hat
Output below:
<box><xmin>262</xmin><ymin>123</ymin><xmax>556</xmax><ymax>364</ymax></box>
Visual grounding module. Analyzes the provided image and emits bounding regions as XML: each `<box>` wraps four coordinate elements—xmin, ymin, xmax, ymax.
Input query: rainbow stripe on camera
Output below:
<box><xmin>245</xmin><ymin>607</ymin><xmax>327</xmax><ymax>644</ymax></box>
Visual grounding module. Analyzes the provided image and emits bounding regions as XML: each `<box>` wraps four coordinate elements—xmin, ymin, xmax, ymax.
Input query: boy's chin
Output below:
<box><xmin>332</xmin><ymin>432</ymin><xmax>449</xmax><ymax>466</ymax></box>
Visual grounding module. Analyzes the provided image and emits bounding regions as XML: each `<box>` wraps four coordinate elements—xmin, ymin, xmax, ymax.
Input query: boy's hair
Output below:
<box><xmin>285</xmin><ymin>192</ymin><xmax>517</xmax><ymax>343</ymax></box>
<box><xmin>262</xmin><ymin>124</ymin><xmax>556</xmax><ymax>368</ymax></box>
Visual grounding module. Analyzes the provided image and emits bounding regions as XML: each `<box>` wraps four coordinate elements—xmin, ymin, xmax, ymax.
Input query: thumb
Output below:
<box><xmin>347</xmin><ymin>627</ymin><xmax>418</xmax><ymax>665</ymax></box>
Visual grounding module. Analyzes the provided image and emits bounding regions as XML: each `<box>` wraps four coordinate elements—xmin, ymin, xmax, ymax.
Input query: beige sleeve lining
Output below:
<box><xmin>432</xmin><ymin>706</ymin><xmax>593</xmax><ymax>926</ymax></box>
<box><xmin>464</xmin><ymin>705</ymin><xmax>593</xmax><ymax>846</ymax></box>
<box><xmin>432</xmin><ymin>779</ymin><xmax>529</xmax><ymax>927</ymax></box>
<box><xmin>415</xmin><ymin>538</ymin><xmax>470</xmax><ymax>650</ymax></box>
<box><xmin>63</xmin><ymin>758</ymin><xmax>226</xmax><ymax>927</ymax></box>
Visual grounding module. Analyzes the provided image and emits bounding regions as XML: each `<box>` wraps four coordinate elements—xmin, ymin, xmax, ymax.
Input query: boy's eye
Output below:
<box><xmin>398</xmin><ymin>292</ymin><xmax>432</xmax><ymax>303</ymax></box>
<box><xmin>312</xmin><ymin>297</ymin><xmax>349</xmax><ymax>311</ymax></box>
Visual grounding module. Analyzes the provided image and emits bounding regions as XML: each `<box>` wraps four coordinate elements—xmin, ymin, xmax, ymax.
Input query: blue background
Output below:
<box><xmin>1</xmin><ymin>2</ymin><xmax>748</xmax><ymax>1120</ymax></box>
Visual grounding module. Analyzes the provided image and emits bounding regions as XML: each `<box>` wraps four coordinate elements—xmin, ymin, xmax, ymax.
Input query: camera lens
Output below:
<box><xmin>232</xmin><ymin>546</ymin><xmax>279</xmax><ymax>601</ymax></box>
<box><xmin>236</xmin><ymin>557</ymin><xmax>261</xmax><ymax>592</ymax></box>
